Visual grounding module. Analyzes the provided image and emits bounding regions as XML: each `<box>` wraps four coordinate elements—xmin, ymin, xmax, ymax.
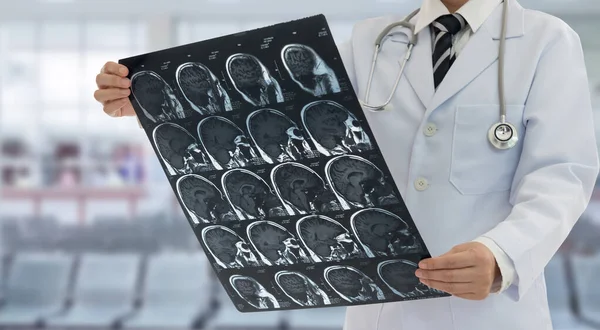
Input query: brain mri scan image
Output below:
<box><xmin>275</xmin><ymin>271</ymin><xmax>331</xmax><ymax>307</ymax></box>
<box><xmin>152</xmin><ymin>123</ymin><xmax>210</xmax><ymax>175</ymax></box>
<box><xmin>301</xmin><ymin>100</ymin><xmax>373</xmax><ymax>156</ymax></box>
<box><xmin>229</xmin><ymin>275</ymin><xmax>280</xmax><ymax>309</ymax></box>
<box><xmin>176</xmin><ymin>174</ymin><xmax>237</xmax><ymax>225</ymax></box>
<box><xmin>350</xmin><ymin>208</ymin><xmax>424</xmax><ymax>257</ymax></box>
<box><xmin>325</xmin><ymin>155</ymin><xmax>399</xmax><ymax>209</ymax></box>
<box><xmin>221</xmin><ymin>169</ymin><xmax>288</xmax><ymax>220</ymax></box>
<box><xmin>197</xmin><ymin>116</ymin><xmax>258</xmax><ymax>170</ymax></box>
<box><xmin>296</xmin><ymin>215</ymin><xmax>365</xmax><ymax>262</ymax></box>
<box><xmin>226</xmin><ymin>53</ymin><xmax>284</xmax><ymax>107</ymax></box>
<box><xmin>131</xmin><ymin>70</ymin><xmax>186</xmax><ymax>122</ymax></box>
<box><xmin>201</xmin><ymin>226</ymin><xmax>261</xmax><ymax>269</ymax></box>
<box><xmin>270</xmin><ymin>162</ymin><xmax>341</xmax><ymax>215</ymax></box>
<box><xmin>246</xmin><ymin>221</ymin><xmax>311</xmax><ymax>266</ymax></box>
<box><xmin>378</xmin><ymin>260</ymin><xmax>444</xmax><ymax>298</ymax></box>
<box><xmin>281</xmin><ymin>44</ymin><xmax>341</xmax><ymax>97</ymax></box>
<box><xmin>176</xmin><ymin>62</ymin><xmax>233</xmax><ymax>115</ymax></box>
<box><xmin>324</xmin><ymin>266</ymin><xmax>386</xmax><ymax>303</ymax></box>
<box><xmin>247</xmin><ymin>109</ymin><xmax>313</xmax><ymax>164</ymax></box>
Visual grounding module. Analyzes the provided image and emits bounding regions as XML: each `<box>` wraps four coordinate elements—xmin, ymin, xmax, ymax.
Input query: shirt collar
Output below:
<box><xmin>414</xmin><ymin>0</ymin><xmax>503</xmax><ymax>34</ymax></box>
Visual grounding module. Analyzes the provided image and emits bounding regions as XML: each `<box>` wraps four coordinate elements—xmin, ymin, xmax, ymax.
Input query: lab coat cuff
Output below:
<box><xmin>472</xmin><ymin>236</ymin><xmax>516</xmax><ymax>294</ymax></box>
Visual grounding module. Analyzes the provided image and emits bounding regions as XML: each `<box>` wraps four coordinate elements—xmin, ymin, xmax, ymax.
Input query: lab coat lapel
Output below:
<box><xmin>426</xmin><ymin>1</ymin><xmax>525</xmax><ymax>113</ymax></box>
<box><xmin>403</xmin><ymin>27</ymin><xmax>435</xmax><ymax>109</ymax></box>
<box><xmin>427</xmin><ymin>26</ymin><xmax>498</xmax><ymax>112</ymax></box>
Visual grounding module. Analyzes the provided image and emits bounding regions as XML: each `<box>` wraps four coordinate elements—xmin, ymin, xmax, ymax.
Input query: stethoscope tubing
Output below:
<box><xmin>358</xmin><ymin>0</ymin><xmax>516</xmax><ymax>149</ymax></box>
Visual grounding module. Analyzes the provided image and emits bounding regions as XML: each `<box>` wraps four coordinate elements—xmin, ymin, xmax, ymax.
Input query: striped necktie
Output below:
<box><xmin>431</xmin><ymin>14</ymin><xmax>467</xmax><ymax>89</ymax></box>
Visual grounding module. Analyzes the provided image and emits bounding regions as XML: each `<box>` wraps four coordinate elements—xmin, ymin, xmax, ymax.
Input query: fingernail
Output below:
<box><xmin>121</xmin><ymin>89</ymin><xmax>130</xmax><ymax>95</ymax></box>
<box><xmin>419</xmin><ymin>262</ymin><xmax>429</xmax><ymax>269</ymax></box>
<box><xmin>121</xmin><ymin>79</ymin><xmax>130</xmax><ymax>87</ymax></box>
<box><xmin>415</xmin><ymin>270</ymin><xmax>423</xmax><ymax>277</ymax></box>
<box><xmin>119</xmin><ymin>67</ymin><xmax>128</xmax><ymax>75</ymax></box>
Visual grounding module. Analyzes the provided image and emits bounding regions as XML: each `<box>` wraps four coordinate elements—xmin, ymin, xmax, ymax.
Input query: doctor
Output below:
<box><xmin>93</xmin><ymin>0</ymin><xmax>599</xmax><ymax>329</ymax></box>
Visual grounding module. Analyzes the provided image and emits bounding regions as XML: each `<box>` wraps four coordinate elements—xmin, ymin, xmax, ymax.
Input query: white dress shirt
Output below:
<box><xmin>414</xmin><ymin>0</ymin><xmax>516</xmax><ymax>294</ymax></box>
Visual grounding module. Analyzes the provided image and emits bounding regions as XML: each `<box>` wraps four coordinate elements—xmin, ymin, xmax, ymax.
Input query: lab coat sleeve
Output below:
<box><xmin>482</xmin><ymin>25</ymin><xmax>600</xmax><ymax>302</ymax></box>
<box><xmin>473</xmin><ymin>236</ymin><xmax>516</xmax><ymax>293</ymax></box>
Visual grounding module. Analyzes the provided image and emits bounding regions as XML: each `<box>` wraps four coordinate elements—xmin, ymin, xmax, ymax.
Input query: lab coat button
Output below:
<box><xmin>424</xmin><ymin>123</ymin><xmax>437</xmax><ymax>137</ymax></box>
<box><xmin>414</xmin><ymin>177</ymin><xmax>429</xmax><ymax>191</ymax></box>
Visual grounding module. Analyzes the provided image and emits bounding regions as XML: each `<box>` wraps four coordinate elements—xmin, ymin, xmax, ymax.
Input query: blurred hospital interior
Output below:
<box><xmin>0</xmin><ymin>0</ymin><xmax>598</xmax><ymax>329</ymax></box>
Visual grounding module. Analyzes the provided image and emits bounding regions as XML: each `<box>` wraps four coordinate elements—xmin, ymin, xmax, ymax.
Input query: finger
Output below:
<box><xmin>120</xmin><ymin>102</ymin><xmax>137</xmax><ymax>117</ymax></box>
<box><xmin>96</xmin><ymin>73</ymin><xmax>131</xmax><ymax>89</ymax></box>
<box><xmin>419</xmin><ymin>279</ymin><xmax>474</xmax><ymax>295</ymax></box>
<box><xmin>419</xmin><ymin>250</ymin><xmax>476</xmax><ymax>270</ymax></box>
<box><xmin>103</xmin><ymin>98</ymin><xmax>129</xmax><ymax>116</ymax></box>
<box><xmin>415</xmin><ymin>268</ymin><xmax>475</xmax><ymax>283</ymax></box>
<box><xmin>94</xmin><ymin>88</ymin><xmax>130</xmax><ymax>103</ymax></box>
<box><xmin>101</xmin><ymin>61</ymin><xmax>129</xmax><ymax>77</ymax></box>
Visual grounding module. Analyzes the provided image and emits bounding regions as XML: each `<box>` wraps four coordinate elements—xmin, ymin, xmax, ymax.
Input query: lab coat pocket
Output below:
<box><xmin>450</xmin><ymin>104</ymin><xmax>525</xmax><ymax>195</ymax></box>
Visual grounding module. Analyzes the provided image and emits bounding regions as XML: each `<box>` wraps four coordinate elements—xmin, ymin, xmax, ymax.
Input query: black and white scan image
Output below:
<box><xmin>221</xmin><ymin>169</ymin><xmax>288</xmax><ymax>220</ymax></box>
<box><xmin>226</xmin><ymin>53</ymin><xmax>284</xmax><ymax>107</ymax></box>
<box><xmin>152</xmin><ymin>122</ymin><xmax>210</xmax><ymax>175</ymax></box>
<box><xmin>270</xmin><ymin>162</ymin><xmax>341</xmax><ymax>215</ymax></box>
<box><xmin>324</xmin><ymin>265</ymin><xmax>386</xmax><ymax>303</ymax></box>
<box><xmin>176</xmin><ymin>62</ymin><xmax>233</xmax><ymax>115</ymax></box>
<box><xmin>378</xmin><ymin>260</ymin><xmax>444</xmax><ymax>298</ymax></box>
<box><xmin>296</xmin><ymin>215</ymin><xmax>366</xmax><ymax>262</ymax></box>
<box><xmin>246</xmin><ymin>108</ymin><xmax>313</xmax><ymax>164</ymax></box>
<box><xmin>246</xmin><ymin>221</ymin><xmax>311</xmax><ymax>266</ymax></box>
<box><xmin>229</xmin><ymin>275</ymin><xmax>281</xmax><ymax>309</ymax></box>
<box><xmin>350</xmin><ymin>208</ymin><xmax>424</xmax><ymax>257</ymax></box>
<box><xmin>275</xmin><ymin>271</ymin><xmax>331</xmax><ymax>307</ymax></box>
<box><xmin>325</xmin><ymin>155</ymin><xmax>399</xmax><ymax>209</ymax></box>
<box><xmin>176</xmin><ymin>174</ymin><xmax>237</xmax><ymax>225</ymax></box>
<box><xmin>281</xmin><ymin>44</ymin><xmax>341</xmax><ymax>96</ymax></box>
<box><xmin>131</xmin><ymin>70</ymin><xmax>186</xmax><ymax>123</ymax></box>
<box><xmin>201</xmin><ymin>225</ymin><xmax>261</xmax><ymax>269</ymax></box>
<box><xmin>121</xmin><ymin>14</ymin><xmax>442</xmax><ymax>312</ymax></box>
<box><xmin>197</xmin><ymin>116</ymin><xmax>259</xmax><ymax>170</ymax></box>
<box><xmin>301</xmin><ymin>100</ymin><xmax>373</xmax><ymax>156</ymax></box>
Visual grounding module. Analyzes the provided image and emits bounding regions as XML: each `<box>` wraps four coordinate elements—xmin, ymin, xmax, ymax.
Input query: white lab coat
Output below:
<box><xmin>338</xmin><ymin>1</ymin><xmax>599</xmax><ymax>329</ymax></box>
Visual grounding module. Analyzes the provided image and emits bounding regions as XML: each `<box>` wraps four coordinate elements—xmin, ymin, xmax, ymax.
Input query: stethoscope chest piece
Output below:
<box><xmin>488</xmin><ymin>122</ymin><xmax>518</xmax><ymax>150</ymax></box>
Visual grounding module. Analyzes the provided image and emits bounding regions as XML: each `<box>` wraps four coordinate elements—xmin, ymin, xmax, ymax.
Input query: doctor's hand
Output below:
<box><xmin>94</xmin><ymin>61</ymin><xmax>136</xmax><ymax>118</ymax></box>
<box><xmin>415</xmin><ymin>242</ymin><xmax>501</xmax><ymax>301</ymax></box>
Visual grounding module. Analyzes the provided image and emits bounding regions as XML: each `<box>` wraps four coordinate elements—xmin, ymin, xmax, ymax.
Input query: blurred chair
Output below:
<box><xmin>0</xmin><ymin>252</ymin><xmax>73</xmax><ymax>327</ymax></box>
<box><xmin>571</xmin><ymin>253</ymin><xmax>600</xmax><ymax>327</ymax></box>
<box><xmin>545</xmin><ymin>254</ymin><xmax>594</xmax><ymax>329</ymax></box>
<box><xmin>285</xmin><ymin>307</ymin><xmax>346</xmax><ymax>330</ymax></box>
<box><xmin>123</xmin><ymin>252</ymin><xmax>214</xmax><ymax>329</ymax></box>
<box><xmin>1</xmin><ymin>218</ymin><xmax>22</xmax><ymax>252</ymax></box>
<box><xmin>45</xmin><ymin>253</ymin><xmax>142</xmax><ymax>328</ymax></box>
<box><xmin>205</xmin><ymin>287</ymin><xmax>285</xmax><ymax>330</ymax></box>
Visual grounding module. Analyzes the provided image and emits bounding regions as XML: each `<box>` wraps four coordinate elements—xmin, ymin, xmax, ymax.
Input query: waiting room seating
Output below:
<box><xmin>46</xmin><ymin>253</ymin><xmax>142</xmax><ymax>328</ymax></box>
<box><xmin>571</xmin><ymin>253</ymin><xmax>600</xmax><ymax>327</ymax></box>
<box><xmin>0</xmin><ymin>252</ymin><xmax>73</xmax><ymax>326</ymax></box>
<box><xmin>545</xmin><ymin>254</ymin><xmax>594</xmax><ymax>329</ymax></box>
<box><xmin>123</xmin><ymin>252</ymin><xmax>213</xmax><ymax>329</ymax></box>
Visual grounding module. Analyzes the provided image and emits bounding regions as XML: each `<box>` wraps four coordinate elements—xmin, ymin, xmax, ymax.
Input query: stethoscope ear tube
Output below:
<box><xmin>359</xmin><ymin>1</ymin><xmax>518</xmax><ymax>150</ymax></box>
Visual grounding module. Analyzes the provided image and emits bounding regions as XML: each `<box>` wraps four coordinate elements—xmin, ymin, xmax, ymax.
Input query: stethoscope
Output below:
<box><xmin>359</xmin><ymin>0</ymin><xmax>518</xmax><ymax>150</ymax></box>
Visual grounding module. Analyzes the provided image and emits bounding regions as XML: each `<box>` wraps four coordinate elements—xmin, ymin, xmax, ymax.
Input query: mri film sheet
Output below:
<box><xmin>120</xmin><ymin>14</ymin><xmax>448</xmax><ymax>312</ymax></box>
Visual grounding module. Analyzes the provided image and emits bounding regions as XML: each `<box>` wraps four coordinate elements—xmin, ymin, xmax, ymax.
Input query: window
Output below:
<box><xmin>0</xmin><ymin>19</ymin><xmax>148</xmax><ymax>189</ymax></box>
